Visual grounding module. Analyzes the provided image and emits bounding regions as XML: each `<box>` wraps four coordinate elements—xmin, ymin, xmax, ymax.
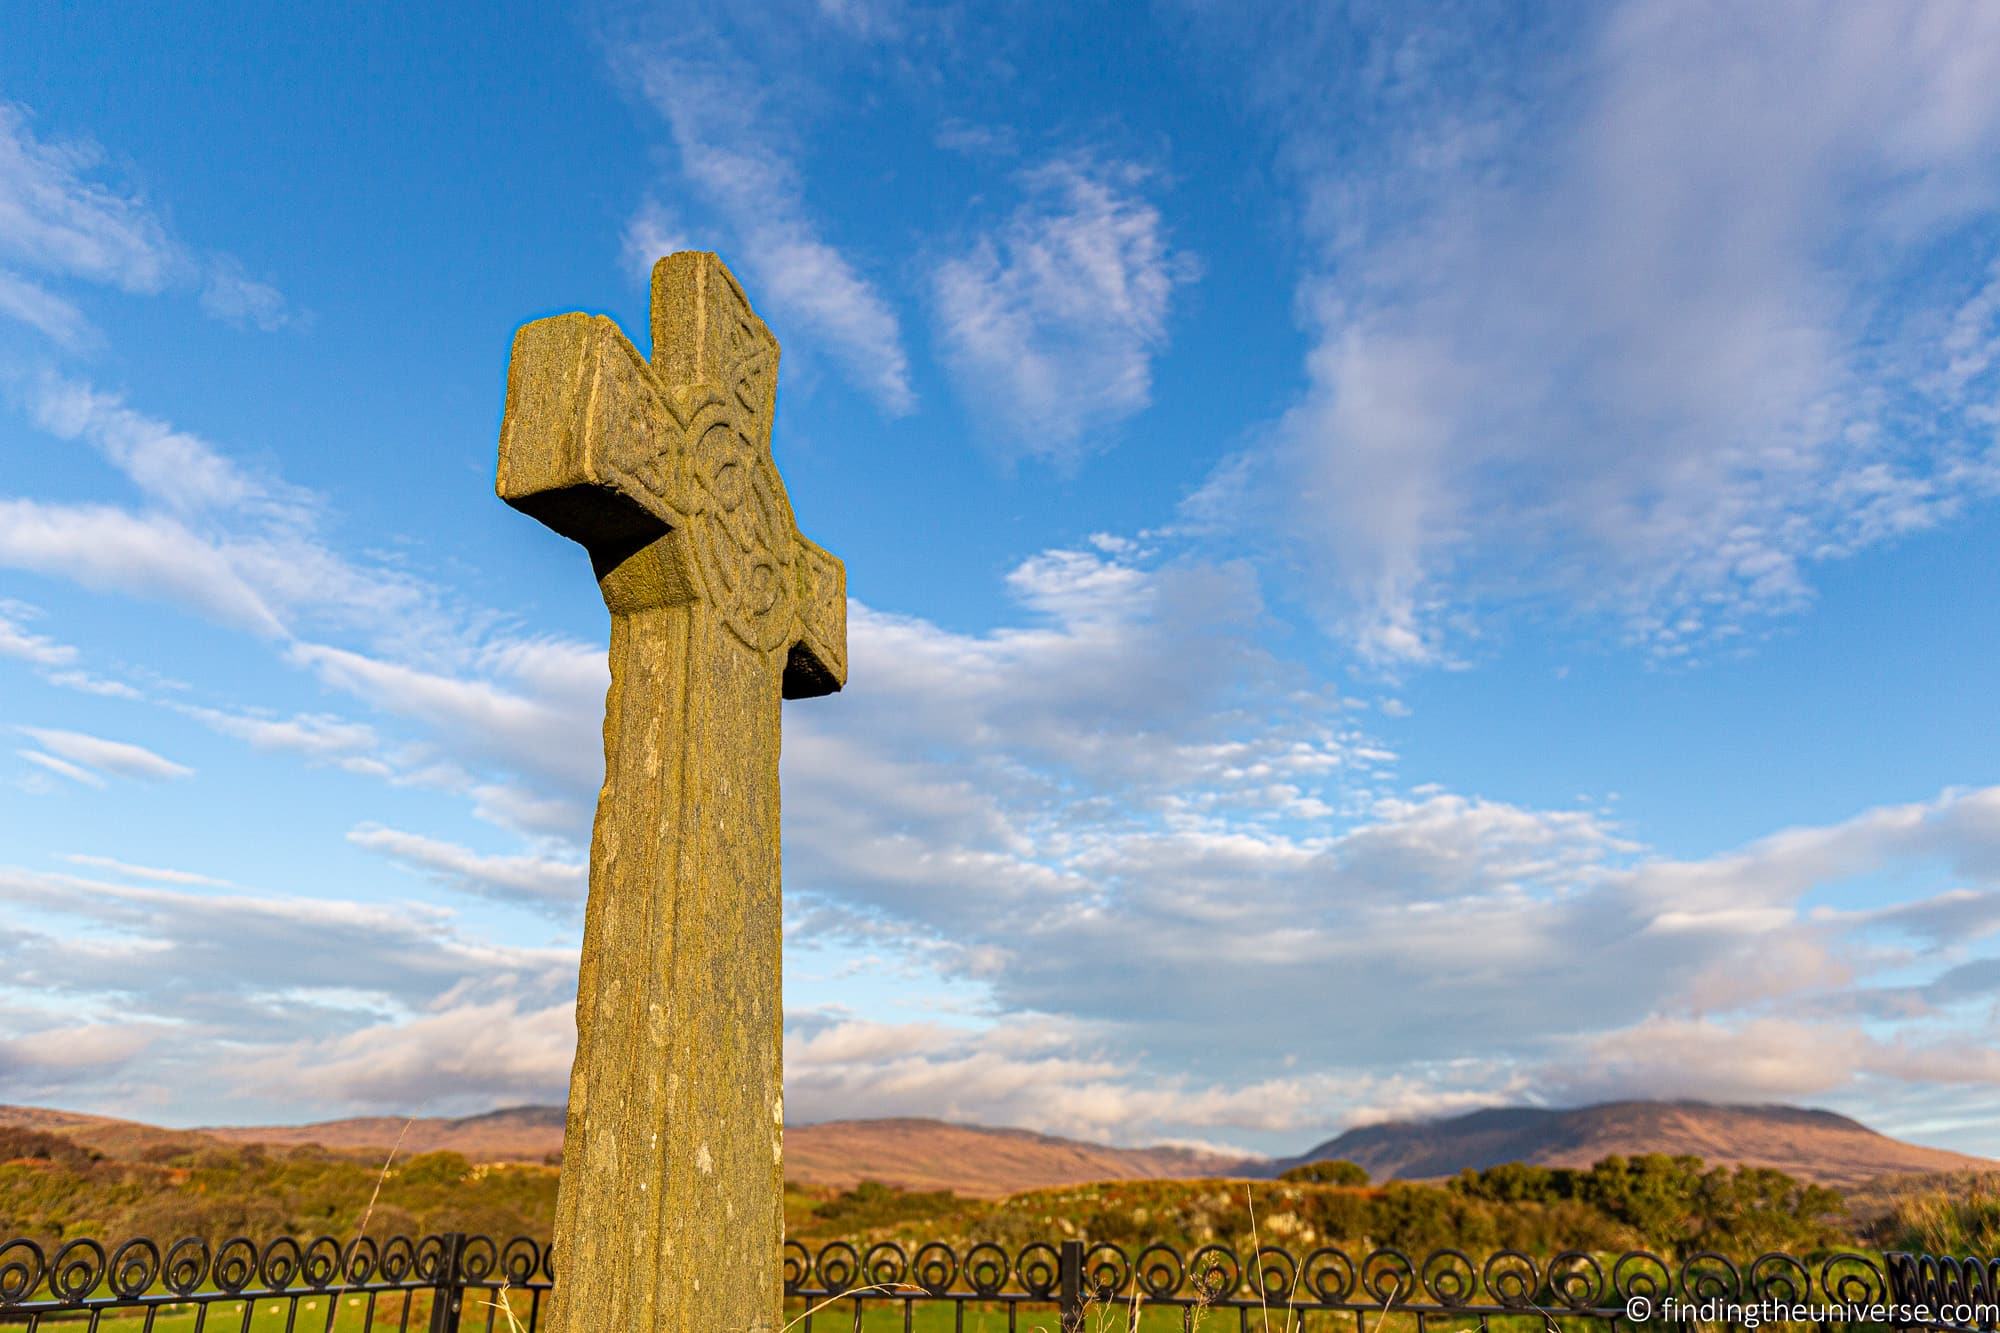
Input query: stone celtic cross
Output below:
<box><xmin>497</xmin><ymin>252</ymin><xmax>846</xmax><ymax>1331</ymax></box>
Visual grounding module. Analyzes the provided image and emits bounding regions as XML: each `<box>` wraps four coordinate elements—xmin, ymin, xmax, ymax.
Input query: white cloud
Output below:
<box><xmin>0</xmin><ymin>101</ymin><xmax>294</xmax><ymax>340</ymax></box>
<box><xmin>934</xmin><ymin>155</ymin><xmax>1198</xmax><ymax>459</ymax></box>
<box><xmin>199</xmin><ymin>255</ymin><xmax>296</xmax><ymax>331</ymax></box>
<box><xmin>27</xmin><ymin>371</ymin><xmax>279</xmax><ymax>514</ymax></box>
<box><xmin>43</xmin><ymin>670</ymin><xmax>141</xmax><ymax>699</ymax></box>
<box><xmin>0</xmin><ymin>601</ymin><xmax>76</xmax><ymax>666</ymax></box>
<box><xmin>621</xmin><ymin>197</ymin><xmax>689</xmax><ymax>281</ymax></box>
<box><xmin>18</xmin><ymin>726</ymin><xmax>191</xmax><ymax>781</ymax></box>
<box><xmin>230</xmin><ymin>997</ymin><xmax>577</xmax><ymax>1110</ymax></box>
<box><xmin>290</xmin><ymin>638</ymin><xmax>605</xmax><ymax>795</ymax></box>
<box><xmin>61</xmin><ymin>853</ymin><xmax>231</xmax><ymax>887</ymax></box>
<box><xmin>0</xmin><ymin>498</ymin><xmax>286</xmax><ymax>635</ymax></box>
<box><xmin>934</xmin><ymin>120</ymin><xmax>1017</xmax><ymax>158</ymax></box>
<box><xmin>0</xmin><ymin>867</ymin><xmax>573</xmax><ymax>1037</ymax></box>
<box><xmin>0</xmin><ymin>865</ymin><xmax>579</xmax><ymax>1114</ymax></box>
<box><xmin>2</xmin><ymin>377</ymin><xmax>439</xmax><ymax>645</ymax></box>
<box><xmin>347</xmin><ymin>823</ymin><xmax>586</xmax><ymax>913</ymax></box>
<box><xmin>0</xmin><ymin>1021</ymin><xmax>158</xmax><ymax>1086</ymax></box>
<box><xmin>0</xmin><ymin>267</ymin><xmax>93</xmax><ymax>347</ymax></box>
<box><xmin>0</xmin><ymin>102</ymin><xmax>176</xmax><ymax>293</ymax></box>
<box><xmin>17</xmin><ymin>748</ymin><xmax>103</xmax><ymax>788</ymax></box>
<box><xmin>1187</xmin><ymin>0</ymin><xmax>2000</xmax><ymax>662</ymax></box>
<box><xmin>811</xmin><ymin>0</ymin><xmax>903</xmax><ymax>41</ymax></box>
<box><xmin>619</xmin><ymin>32</ymin><xmax>915</xmax><ymax>414</ymax></box>
<box><xmin>182</xmin><ymin>706</ymin><xmax>375</xmax><ymax>756</ymax></box>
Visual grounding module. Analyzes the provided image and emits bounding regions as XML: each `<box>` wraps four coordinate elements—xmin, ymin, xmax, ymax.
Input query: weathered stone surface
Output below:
<box><xmin>497</xmin><ymin>252</ymin><xmax>845</xmax><ymax>1331</ymax></box>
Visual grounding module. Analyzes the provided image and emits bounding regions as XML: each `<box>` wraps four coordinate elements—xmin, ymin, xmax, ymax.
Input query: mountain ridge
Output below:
<box><xmin>4</xmin><ymin>1099</ymin><xmax>1989</xmax><ymax>1197</ymax></box>
<box><xmin>1280</xmin><ymin>1099</ymin><xmax>1993</xmax><ymax>1191</ymax></box>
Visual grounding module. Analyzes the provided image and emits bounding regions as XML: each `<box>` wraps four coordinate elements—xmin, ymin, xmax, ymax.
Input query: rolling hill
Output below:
<box><xmin>780</xmin><ymin>1118</ymin><xmax>1257</xmax><ymax>1195</ymax></box>
<box><xmin>5</xmin><ymin>1099</ymin><xmax>1989</xmax><ymax>1196</ymax></box>
<box><xmin>1279</xmin><ymin>1100</ymin><xmax>1996</xmax><ymax>1190</ymax></box>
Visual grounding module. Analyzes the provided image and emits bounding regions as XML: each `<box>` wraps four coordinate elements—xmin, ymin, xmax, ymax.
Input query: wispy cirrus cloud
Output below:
<box><xmin>347</xmin><ymin>823</ymin><xmax>586</xmax><ymax>914</ymax></box>
<box><xmin>611</xmin><ymin>13</ymin><xmax>915</xmax><ymax>414</ymax></box>
<box><xmin>1183</xmin><ymin>0</ymin><xmax>2000</xmax><ymax>663</ymax></box>
<box><xmin>0</xmin><ymin>267</ymin><xmax>93</xmax><ymax>347</ymax></box>
<box><xmin>934</xmin><ymin>155</ymin><xmax>1199</xmax><ymax>462</ymax></box>
<box><xmin>620</xmin><ymin>197</ymin><xmax>690</xmax><ymax>281</ymax></box>
<box><xmin>1</xmin><ymin>373</ymin><xmax>437</xmax><ymax>644</ymax></box>
<box><xmin>61</xmin><ymin>854</ymin><xmax>232</xmax><ymax>887</ymax></box>
<box><xmin>0</xmin><ymin>101</ymin><xmax>299</xmax><ymax>342</ymax></box>
<box><xmin>18</xmin><ymin>726</ymin><xmax>191</xmax><ymax>782</ymax></box>
<box><xmin>17</xmin><ymin>749</ymin><xmax>102</xmax><ymax>789</ymax></box>
<box><xmin>0</xmin><ymin>498</ymin><xmax>286</xmax><ymax>635</ymax></box>
<box><xmin>0</xmin><ymin>600</ymin><xmax>75</xmax><ymax>667</ymax></box>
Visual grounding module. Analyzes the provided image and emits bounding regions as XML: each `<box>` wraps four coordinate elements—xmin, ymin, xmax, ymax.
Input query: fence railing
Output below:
<box><xmin>0</xmin><ymin>1233</ymin><xmax>1994</xmax><ymax>1331</ymax></box>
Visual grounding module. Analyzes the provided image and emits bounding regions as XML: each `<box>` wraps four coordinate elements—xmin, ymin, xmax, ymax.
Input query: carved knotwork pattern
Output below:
<box><xmin>688</xmin><ymin>283</ymin><xmax>791</xmax><ymax>655</ymax></box>
<box><xmin>714</xmin><ymin>275</ymin><xmax>777</xmax><ymax>426</ymax></box>
<box><xmin>690</xmin><ymin>420</ymin><xmax>795</xmax><ymax>655</ymax></box>
<box><xmin>570</xmin><ymin>274</ymin><xmax>814</xmax><ymax>661</ymax></box>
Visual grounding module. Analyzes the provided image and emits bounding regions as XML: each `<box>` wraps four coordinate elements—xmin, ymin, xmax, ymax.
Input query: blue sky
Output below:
<box><xmin>3</xmin><ymin>1</ymin><xmax>2000</xmax><ymax>1157</ymax></box>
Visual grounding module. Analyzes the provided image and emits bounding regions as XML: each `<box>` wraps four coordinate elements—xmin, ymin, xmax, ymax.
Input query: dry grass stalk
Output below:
<box><xmin>326</xmin><ymin>1118</ymin><xmax>415</xmax><ymax>1328</ymax></box>
<box><xmin>1245</xmin><ymin>1183</ymin><xmax>1269</xmax><ymax>1333</ymax></box>
<box><xmin>781</xmin><ymin>1281</ymin><xmax>923</xmax><ymax>1330</ymax></box>
<box><xmin>354</xmin><ymin>1117</ymin><xmax>414</xmax><ymax>1242</ymax></box>
<box><xmin>481</xmin><ymin>1279</ymin><xmax>528</xmax><ymax>1333</ymax></box>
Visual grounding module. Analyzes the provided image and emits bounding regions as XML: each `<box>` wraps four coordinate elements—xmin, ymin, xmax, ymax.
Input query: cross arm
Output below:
<box><xmin>497</xmin><ymin>300</ymin><xmax>847</xmax><ymax>700</ymax></box>
<box><xmin>785</xmin><ymin>533</ymin><xmax>846</xmax><ymax>698</ymax></box>
<box><xmin>496</xmin><ymin>312</ymin><xmax>690</xmax><ymax>559</ymax></box>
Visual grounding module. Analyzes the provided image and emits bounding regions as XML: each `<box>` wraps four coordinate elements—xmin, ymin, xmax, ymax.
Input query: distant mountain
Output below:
<box><xmin>1278</xmin><ymin>1100</ymin><xmax>1997</xmax><ymax>1190</ymax></box>
<box><xmin>200</xmin><ymin>1105</ymin><xmax>566</xmax><ymax>1162</ymax></box>
<box><xmin>781</xmin><ymin>1118</ymin><xmax>1259</xmax><ymax>1197</ymax></box>
<box><xmin>6</xmin><ymin>1098</ymin><xmax>1988</xmax><ymax>1196</ymax></box>
<box><xmin>206</xmin><ymin>1110</ymin><xmax>1259</xmax><ymax>1197</ymax></box>
<box><xmin>0</xmin><ymin>1104</ymin><xmax>1253</xmax><ymax>1198</ymax></box>
<box><xmin>0</xmin><ymin>1104</ymin><xmax>225</xmax><ymax>1160</ymax></box>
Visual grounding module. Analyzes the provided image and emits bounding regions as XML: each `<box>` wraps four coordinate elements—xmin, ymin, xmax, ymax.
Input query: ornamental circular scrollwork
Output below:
<box><xmin>1482</xmin><ymin>1250</ymin><xmax>1540</xmax><ymax>1308</ymax></box>
<box><xmin>781</xmin><ymin>1240</ymin><xmax>811</xmax><ymax>1292</ymax></box>
<box><xmin>1253</xmin><ymin>1247</ymin><xmax>1298</xmax><ymax>1305</ymax></box>
<box><xmin>1422</xmin><ymin>1248</ymin><xmax>1476</xmax><ymax>1306</ymax></box>
<box><xmin>49</xmin><ymin>1239</ymin><xmax>105</xmax><ymax>1304</ymax></box>
<box><xmin>964</xmin><ymin>1243</ymin><xmax>1009</xmax><ymax>1297</ymax></box>
<box><xmin>165</xmin><ymin>1238</ymin><xmax>210</xmax><ymax>1296</ymax></box>
<box><xmin>863</xmin><ymin>1242</ymin><xmax>908</xmax><ymax>1289</ymax></box>
<box><xmin>1084</xmin><ymin>1244</ymin><xmax>1130</xmax><ymax>1302</ymax></box>
<box><xmin>1821</xmin><ymin>1253</ymin><xmax>1885</xmax><ymax>1307</ymax></box>
<box><xmin>1017</xmin><ymin>1243</ymin><xmax>1060</xmax><ymax>1299</ymax></box>
<box><xmin>913</xmin><ymin>1243</ymin><xmax>956</xmax><ymax>1296</ymax></box>
<box><xmin>1549</xmin><ymin>1251</ymin><xmax>1604</xmax><ymax>1309</ymax></box>
<box><xmin>341</xmin><ymin>1237</ymin><xmax>379</xmax><ymax>1287</ymax></box>
<box><xmin>0</xmin><ymin>1239</ymin><xmax>43</xmax><ymax>1307</ymax></box>
<box><xmin>1135</xmin><ymin>1244</ymin><xmax>1184</xmax><ymax>1300</ymax></box>
<box><xmin>815</xmin><ymin>1242</ymin><xmax>859</xmax><ymax>1296</ymax></box>
<box><xmin>302</xmin><ymin>1236</ymin><xmax>341</xmax><ymax>1289</ymax></box>
<box><xmin>501</xmin><ymin>1238</ymin><xmax>540</xmax><ymax>1287</ymax></box>
<box><xmin>1748</xmin><ymin>1252</ymin><xmax>1809</xmax><ymax>1305</ymax></box>
<box><xmin>108</xmin><ymin>1239</ymin><xmax>160</xmax><ymax>1300</ymax></box>
<box><xmin>1302</xmin><ymin>1247</ymin><xmax>1355</xmax><ymax>1304</ymax></box>
<box><xmin>1190</xmin><ymin>1245</ymin><xmax>1241</xmax><ymax>1301</ymax></box>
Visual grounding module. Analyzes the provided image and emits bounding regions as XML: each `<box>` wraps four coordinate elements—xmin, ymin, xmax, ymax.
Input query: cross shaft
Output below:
<box><xmin>497</xmin><ymin>252</ymin><xmax>845</xmax><ymax>1332</ymax></box>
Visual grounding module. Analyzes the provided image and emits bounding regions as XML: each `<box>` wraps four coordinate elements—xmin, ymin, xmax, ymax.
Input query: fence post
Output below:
<box><xmin>427</xmin><ymin>1232</ymin><xmax>466</xmax><ymax>1333</ymax></box>
<box><xmin>1059</xmin><ymin>1238</ymin><xmax>1085</xmax><ymax>1332</ymax></box>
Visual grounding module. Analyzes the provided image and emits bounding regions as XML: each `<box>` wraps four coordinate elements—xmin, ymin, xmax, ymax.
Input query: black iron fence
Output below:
<box><xmin>0</xmin><ymin>1233</ymin><xmax>1994</xmax><ymax>1331</ymax></box>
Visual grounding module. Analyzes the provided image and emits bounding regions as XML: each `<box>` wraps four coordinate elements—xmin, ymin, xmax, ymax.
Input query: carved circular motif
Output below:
<box><xmin>692</xmin><ymin>419</ymin><xmax>793</xmax><ymax>654</ymax></box>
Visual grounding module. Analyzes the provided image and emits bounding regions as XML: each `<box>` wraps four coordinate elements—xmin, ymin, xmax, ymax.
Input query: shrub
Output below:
<box><xmin>1279</xmin><ymin>1159</ymin><xmax>1370</xmax><ymax>1187</ymax></box>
